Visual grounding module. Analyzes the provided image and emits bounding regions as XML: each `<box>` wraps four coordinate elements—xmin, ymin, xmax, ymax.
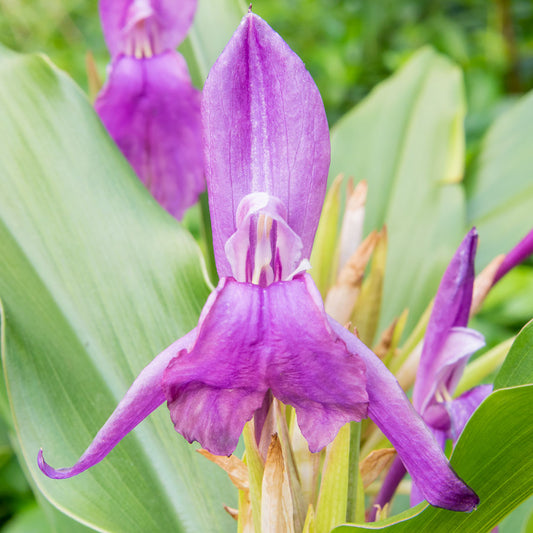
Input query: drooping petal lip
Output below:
<box><xmin>95</xmin><ymin>51</ymin><xmax>204</xmax><ymax>220</ymax></box>
<box><xmin>38</xmin><ymin>330</ymin><xmax>197</xmax><ymax>479</ymax></box>
<box><xmin>163</xmin><ymin>274</ymin><xmax>368</xmax><ymax>456</ymax></box>
<box><xmin>99</xmin><ymin>0</ymin><xmax>197</xmax><ymax>57</ymax></box>
<box><xmin>203</xmin><ymin>13</ymin><xmax>330</xmax><ymax>277</ymax></box>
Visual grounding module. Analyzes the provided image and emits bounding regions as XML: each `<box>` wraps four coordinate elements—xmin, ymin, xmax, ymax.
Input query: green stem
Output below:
<box><xmin>346</xmin><ymin>422</ymin><xmax>361</xmax><ymax>523</ymax></box>
<box><xmin>199</xmin><ymin>190</ymin><xmax>218</xmax><ymax>286</ymax></box>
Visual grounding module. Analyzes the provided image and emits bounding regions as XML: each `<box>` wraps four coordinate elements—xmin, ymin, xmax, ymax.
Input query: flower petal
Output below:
<box><xmin>417</xmin><ymin>326</ymin><xmax>485</xmax><ymax>417</ymax></box>
<box><xmin>494</xmin><ymin>228</ymin><xmax>533</xmax><ymax>283</ymax></box>
<box><xmin>38</xmin><ymin>330</ymin><xmax>197</xmax><ymax>479</ymax></box>
<box><xmin>224</xmin><ymin>193</ymin><xmax>305</xmax><ymax>284</ymax></box>
<box><xmin>413</xmin><ymin>228</ymin><xmax>478</xmax><ymax>412</ymax></box>
<box><xmin>95</xmin><ymin>52</ymin><xmax>204</xmax><ymax>220</ymax></box>
<box><xmin>163</xmin><ymin>275</ymin><xmax>368</xmax><ymax>456</ymax></box>
<box><xmin>328</xmin><ymin>318</ymin><xmax>479</xmax><ymax>512</ymax></box>
<box><xmin>99</xmin><ymin>0</ymin><xmax>197</xmax><ymax>57</ymax></box>
<box><xmin>268</xmin><ymin>275</ymin><xmax>368</xmax><ymax>452</ymax></box>
<box><xmin>203</xmin><ymin>13</ymin><xmax>330</xmax><ymax>277</ymax></box>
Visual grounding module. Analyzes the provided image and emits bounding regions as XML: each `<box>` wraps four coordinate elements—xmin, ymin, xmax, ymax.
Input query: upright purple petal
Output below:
<box><xmin>328</xmin><ymin>318</ymin><xmax>479</xmax><ymax>512</ymax></box>
<box><xmin>38</xmin><ymin>330</ymin><xmax>197</xmax><ymax>479</ymax></box>
<box><xmin>163</xmin><ymin>275</ymin><xmax>368</xmax><ymax>456</ymax></box>
<box><xmin>413</xmin><ymin>229</ymin><xmax>478</xmax><ymax>412</ymax></box>
<box><xmin>95</xmin><ymin>51</ymin><xmax>204</xmax><ymax>220</ymax></box>
<box><xmin>99</xmin><ymin>0</ymin><xmax>197</xmax><ymax>57</ymax></box>
<box><xmin>416</xmin><ymin>326</ymin><xmax>485</xmax><ymax>418</ymax></box>
<box><xmin>493</xmin><ymin>228</ymin><xmax>533</xmax><ymax>283</ymax></box>
<box><xmin>203</xmin><ymin>13</ymin><xmax>330</xmax><ymax>277</ymax></box>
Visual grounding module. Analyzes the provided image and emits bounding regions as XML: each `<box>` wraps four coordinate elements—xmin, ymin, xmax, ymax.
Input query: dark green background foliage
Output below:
<box><xmin>1</xmin><ymin>0</ymin><xmax>532</xmax><ymax>127</ymax></box>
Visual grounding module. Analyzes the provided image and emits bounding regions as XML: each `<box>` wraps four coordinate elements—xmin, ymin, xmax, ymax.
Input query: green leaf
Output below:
<box><xmin>494</xmin><ymin>320</ymin><xmax>533</xmax><ymax>390</ymax></box>
<box><xmin>315</xmin><ymin>423</ymin><xmax>350</xmax><ymax>532</ymax></box>
<box><xmin>329</xmin><ymin>47</ymin><xmax>467</xmax><ymax>333</ymax></box>
<box><xmin>333</xmin><ymin>385</ymin><xmax>533</xmax><ymax>532</ymax></box>
<box><xmin>0</xmin><ymin>48</ymin><xmax>236</xmax><ymax>531</ymax></box>
<box><xmin>466</xmin><ymin>90</ymin><xmax>533</xmax><ymax>268</ymax></box>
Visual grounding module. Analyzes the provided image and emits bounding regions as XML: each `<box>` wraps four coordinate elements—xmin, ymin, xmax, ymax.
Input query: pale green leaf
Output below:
<box><xmin>466</xmin><ymin>90</ymin><xmax>533</xmax><ymax>267</ymax></box>
<box><xmin>0</xmin><ymin>47</ymin><xmax>235</xmax><ymax>531</ymax></box>
<box><xmin>330</xmin><ymin>47</ymin><xmax>467</xmax><ymax>333</ymax></box>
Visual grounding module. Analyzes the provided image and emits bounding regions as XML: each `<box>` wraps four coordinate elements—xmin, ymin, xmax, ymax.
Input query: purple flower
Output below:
<box><xmin>372</xmin><ymin>229</ymin><xmax>489</xmax><ymax>518</ymax></box>
<box><xmin>493</xmin><ymin>229</ymin><xmax>533</xmax><ymax>284</ymax></box>
<box><xmin>95</xmin><ymin>0</ymin><xmax>203</xmax><ymax>220</ymax></box>
<box><xmin>38</xmin><ymin>13</ymin><xmax>478</xmax><ymax>513</ymax></box>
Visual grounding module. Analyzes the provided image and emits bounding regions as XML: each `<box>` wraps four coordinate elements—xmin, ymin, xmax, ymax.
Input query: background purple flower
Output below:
<box><xmin>95</xmin><ymin>0</ymin><xmax>203</xmax><ymax>220</ymax></box>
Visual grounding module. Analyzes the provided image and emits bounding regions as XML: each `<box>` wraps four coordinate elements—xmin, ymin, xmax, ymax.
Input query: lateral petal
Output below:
<box><xmin>328</xmin><ymin>318</ymin><xmax>479</xmax><ymax>512</ymax></box>
<box><xmin>38</xmin><ymin>330</ymin><xmax>197</xmax><ymax>479</ymax></box>
<box><xmin>95</xmin><ymin>52</ymin><xmax>204</xmax><ymax>220</ymax></box>
<box><xmin>203</xmin><ymin>13</ymin><xmax>330</xmax><ymax>277</ymax></box>
<box><xmin>418</xmin><ymin>326</ymin><xmax>485</xmax><ymax>418</ymax></box>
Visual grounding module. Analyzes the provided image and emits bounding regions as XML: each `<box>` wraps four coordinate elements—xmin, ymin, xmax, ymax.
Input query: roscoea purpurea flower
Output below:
<box><xmin>39</xmin><ymin>12</ymin><xmax>478</xmax><ymax>513</ymax></box>
<box><xmin>95</xmin><ymin>0</ymin><xmax>204</xmax><ymax>219</ymax></box>
<box><xmin>372</xmin><ymin>229</ymin><xmax>489</xmax><ymax>517</ymax></box>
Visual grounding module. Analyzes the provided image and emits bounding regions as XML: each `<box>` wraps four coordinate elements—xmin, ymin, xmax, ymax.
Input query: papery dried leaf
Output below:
<box><xmin>360</xmin><ymin>448</ymin><xmax>396</xmax><ymax>488</ymax></box>
<box><xmin>375</xmin><ymin>309</ymin><xmax>409</xmax><ymax>365</ymax></box>
<box><xmin>470</xmin><ymin>254</ymin><xmax>505</xmax><ymax>315</ymax></box>
<box><xmin>371</xmin><ymin>502</ymin><xmax>390</xmax><ymax>522</ymax></box>
<box><xmin>85</xmin><ymin>51</ymin><xmax>103</xmax><ymax>103</ymax></box>
<box><xmin>224</xmin><ymin>506</ymin><xmax>239</xmax><ymax>520</ymax></box>
<box><xmin>351</xmin><ymin>227</ymin><xmax>387</xmax><ymax>345</ymax></box>
<box><xmin>237</xmin><ymin>486</ymin><xmax>255</xmax><ymax>533</ymax></box>
<box><xmin>261</xmin><ymin>434</ymin><xmax>295</xmax><ymax>533</ymax></box>
<box><xmin>394</xmin><ymin>342</ymin><xmax>423</xmax><ymax>392</ymax></box>
<box><xmin>197</xmin><ymin>449</ymin><xmax>249</xmax><ymax>490</ymax></box>
<box><xmin>325</xmin><ymin>230</ymin><xmax>379</xmax><ymax>324</ymax></box>
<box><xmin>288</xmin><ymin>408</ymin><xmax>321</xmax><ymax>508</ymax></box>
<box><xmin>338</xmin><ymin>179</ymin><xmax>368</xmax><ymax>270</ymax></box>
<box><xmin>373</xmin><ymin>318</ymin><xmax>398</xmax><ymax>360</ymax></box>
<box><xmin>273</xmin><ymin>402</ymin><xmax>307</xmax><ymax>531</ymax></box>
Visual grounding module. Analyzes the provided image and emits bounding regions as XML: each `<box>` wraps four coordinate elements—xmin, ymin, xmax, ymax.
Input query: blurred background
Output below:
<box><xmin>1</xmin><ymin>0</ymin><xmax>532</xmax><ymax>131</ymax></box>
<box><xmin>0</xmin><ymin>0</ymin><xmax>531</xmax><ymax>530</ymax></box>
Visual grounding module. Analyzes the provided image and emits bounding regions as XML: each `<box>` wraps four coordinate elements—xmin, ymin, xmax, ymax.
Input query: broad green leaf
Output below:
<box><xmin>0</xmin><ymin>48</ymin><xmax>236</xmax><ymax>531</ymax></box>
<box><xmin>466</xmin><ymin>90</ymin><xmax>533</xmax><ymax>268</ymax></box>
<box><xmin>315</xmin><ymin>423</ymin><xmax>350</xmax><ymax>532</ymax></box>
<box><xmin>330</xmin><ymin>47</ymin><xmax>466</xmax><ymax>333</ymax></box>
<box><xmin>333</xmin><ymin>385</ymin><xmax>533</xmax><ymax>532</ymax></box>
<box><xmin>494</xmin><ymin>320</ymin><xmax>533</xmax><ymax>390</ymax></box>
